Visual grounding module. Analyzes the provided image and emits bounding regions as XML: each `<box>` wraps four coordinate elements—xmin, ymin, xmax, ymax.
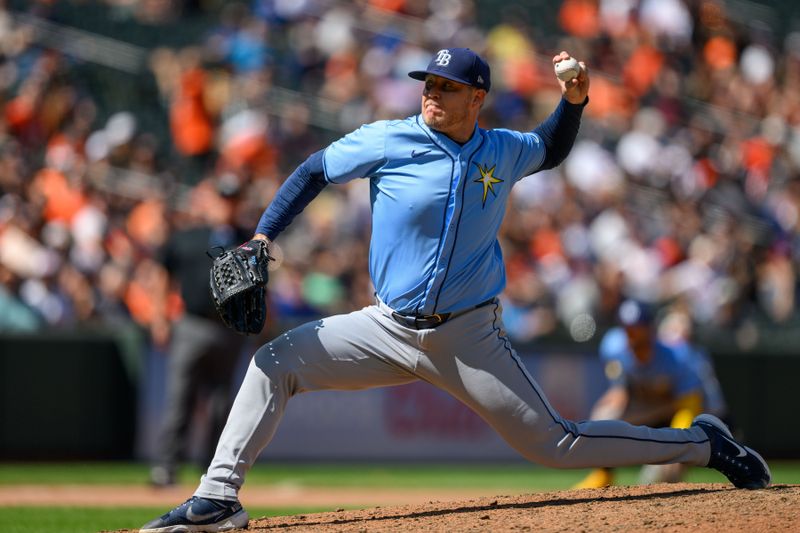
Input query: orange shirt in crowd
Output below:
<box><xmin>33</xmin><ymin>168</ymin><xmax>86</xmax><ymax>223</ymax></box>
<box><xmin>559</xmin><ymin>0</ymin><xmax>601</xmax><ymax>38</ymax></box>
<box><xmin>704</xmin><ymin>36</ymin><xmax>737</xmax><ymax>70</ymax></box>
<box><xmin>170</xmin><ymin>68</ymin><xmax>214</xmax><ymax>156</ymax></box>
<box><xmin>126</xmin><ymin>198</ymin><xmax>167</xmax><ymax>249</ymax></box>
<box><xmin>624</xmin><ymin>45</ymin><xmax>664</xmax><ymax>96</ymax></box>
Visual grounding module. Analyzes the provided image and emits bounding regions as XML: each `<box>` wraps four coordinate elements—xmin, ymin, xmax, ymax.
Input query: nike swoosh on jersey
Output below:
<box><xmin>411</xmin><ymin>149</ymin><xmax>431</xmax><ymax>158</ymax></box>
<box><xmin>185</xmin><ymin>505</ymin><xmax>224</xmax><ymax>523</ymax></box>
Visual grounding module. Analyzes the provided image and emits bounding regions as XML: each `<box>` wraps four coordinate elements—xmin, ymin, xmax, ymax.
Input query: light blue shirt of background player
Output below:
<box><xmin>254</xmin><ymin>47</ymin><xmax>587</xmax><ymax>317</ymax></box>
<box><xmin>600</xmin><ymin>327</ymin><xmax>704</xmax><ymax>403</ymax></box>
<box><xmin>598</xmin><ymin>300</ymin><xmax>727</xmax><ymax>418</ymax></box>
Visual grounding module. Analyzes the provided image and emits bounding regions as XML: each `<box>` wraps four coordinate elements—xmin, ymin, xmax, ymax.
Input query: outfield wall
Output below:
<box><xmin>0</xmin><ymin>329</ymin><xmax>798</xmax><ymax>460</ymax></box>
<box><xmin>0</xmin><ymin>329</ymin><xmax>140</xmax><ymax>460</ymax></box>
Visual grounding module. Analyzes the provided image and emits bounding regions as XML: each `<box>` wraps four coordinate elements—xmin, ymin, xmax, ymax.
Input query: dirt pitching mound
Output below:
<box><xmin>240</xmin><ymin>483</ymin><xmax>798</xmax><ymax>532</ymax></box>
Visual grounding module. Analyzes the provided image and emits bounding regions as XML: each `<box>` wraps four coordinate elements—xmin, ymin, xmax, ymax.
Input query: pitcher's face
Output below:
<box><xmin>421</xmin><ymin>75</ymin><xmax>484</xmax><ymax>138</ymax></box>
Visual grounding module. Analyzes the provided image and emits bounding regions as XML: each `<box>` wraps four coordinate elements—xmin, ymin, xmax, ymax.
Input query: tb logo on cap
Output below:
<box><xmin>434</xmin><ymin>49</ymin><xmax>451</xmax><ymax>66</ymax></box>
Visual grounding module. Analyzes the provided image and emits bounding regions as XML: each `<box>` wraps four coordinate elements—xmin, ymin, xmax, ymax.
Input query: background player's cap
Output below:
<box><xmin>408</xmin><ymin>48</ymin><xmax>491</xmax><ymax>92</ymax></box>
<box><xmin>618</xmin><ymin>299</ymin><xmax>654</xmax><ymax>326</ymax></box>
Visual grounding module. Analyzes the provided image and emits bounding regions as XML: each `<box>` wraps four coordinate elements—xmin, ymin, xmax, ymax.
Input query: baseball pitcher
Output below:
<box><xmin>141</xmin><ymin>48</ymin><xmax>770</xmax><ymax>533</ymax></box>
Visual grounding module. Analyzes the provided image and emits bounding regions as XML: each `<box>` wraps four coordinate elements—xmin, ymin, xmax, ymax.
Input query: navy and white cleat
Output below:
<box><xmin>139</xmin><ymin>496</ymin><xmax>249</xmax><ymax>532</ymax></box>
<box><xmin>692</xmin><ymin>414</ymin><xmax>771</xmax><ymax>489</ymax></box>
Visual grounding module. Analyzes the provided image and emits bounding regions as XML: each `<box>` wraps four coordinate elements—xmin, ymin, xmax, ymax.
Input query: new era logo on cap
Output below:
<box><xmin>408</xmin><ymin>48</ymin><xmax>491</xmax><ymax>92</ymax></box>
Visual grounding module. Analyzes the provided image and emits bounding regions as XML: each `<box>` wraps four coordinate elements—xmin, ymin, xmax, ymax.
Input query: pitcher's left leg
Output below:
<box><xmin>417</xmin><ymin>302</ymin><xmax>711</xmax><ymax>469</ymax></box>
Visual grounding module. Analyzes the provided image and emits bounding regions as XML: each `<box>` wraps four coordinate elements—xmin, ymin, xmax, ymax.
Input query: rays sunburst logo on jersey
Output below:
<box><xmin>473</xmin><ymin>162</ymin><xmax>503</xmax><ymax>207</ymax></box>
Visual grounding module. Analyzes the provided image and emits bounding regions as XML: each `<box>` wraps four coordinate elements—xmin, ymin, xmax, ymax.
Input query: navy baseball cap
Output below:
<box><xmin>408</xmin><ymin>48</ymin><xmax>491</xmax><ymax>92</ymax></box>
<box><xmin>618</xmin><ymin>299</ymin><xmax>654</xmax><ymax>326</ymax></box>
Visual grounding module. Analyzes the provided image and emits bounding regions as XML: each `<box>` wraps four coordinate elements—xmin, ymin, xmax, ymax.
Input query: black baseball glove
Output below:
<box><xmin>209</xmin><ymin>238</ymin><xmax>273</xmax><ymax>335</ymax></box>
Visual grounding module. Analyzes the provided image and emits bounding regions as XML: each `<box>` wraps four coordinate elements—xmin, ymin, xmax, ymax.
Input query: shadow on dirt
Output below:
<box><xmin>253</xmin><ymin>485</ymin><xmax>743</xmax><ymax>530</ymax></box>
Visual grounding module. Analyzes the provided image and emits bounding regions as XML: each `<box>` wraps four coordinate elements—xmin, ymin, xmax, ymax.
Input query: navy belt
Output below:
<box><xmin>390</xmin><ymin>298</ymin><xmax>495</xmax><ymax>330</ymax></box>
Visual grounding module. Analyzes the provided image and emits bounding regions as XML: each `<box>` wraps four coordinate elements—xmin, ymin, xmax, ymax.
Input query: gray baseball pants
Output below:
<box><xmin>195</xmin><ymin>299</ymin><xmax>711</xmax><ymax>501</ymax></box>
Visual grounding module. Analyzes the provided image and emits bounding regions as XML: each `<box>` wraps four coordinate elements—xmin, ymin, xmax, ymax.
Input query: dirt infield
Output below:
<box><xmin>243</xmin><ymin>483</ymin><xmax>797</xmax><ymax>532</ymax></box>
<box><xmin>66</xmin><ymin>482</ymin><xmax>797</xmax><ymax>532</ymax></box>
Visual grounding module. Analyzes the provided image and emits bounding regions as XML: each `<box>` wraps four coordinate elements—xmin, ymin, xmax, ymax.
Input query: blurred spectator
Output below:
<box><xmin>0</xmin><ymin>264</ymin><xmax>40</xmax><ymax>331</ymax></box>
<box><xmin>0</xmin><ymin>0</ymin><xmax>798</xmax><ymax>351</ymax></box>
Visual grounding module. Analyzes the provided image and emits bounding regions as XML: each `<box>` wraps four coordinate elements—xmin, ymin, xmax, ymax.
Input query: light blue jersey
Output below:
<box><xmin>323</xmin><ymin>115</ymin><xmax>545</xmax><ymax>315</ymax></box>
<box><xmin>599</xmin><ymin>327</ymin><xmax>727</xmax><ymax>415</ymax></box>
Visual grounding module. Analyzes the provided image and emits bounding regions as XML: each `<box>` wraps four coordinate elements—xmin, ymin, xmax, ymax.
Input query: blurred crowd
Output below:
<box><xmin>1</xmin><ymin>0</ymin><xmax>799</xmax><ymax>348</ymax></box>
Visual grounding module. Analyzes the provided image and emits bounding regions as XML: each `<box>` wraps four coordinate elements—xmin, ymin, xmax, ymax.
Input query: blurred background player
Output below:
<box><xmin>575</xmin><ymin>299</ymin><xmax>728</xmax><ymax>488</ymax></box>
<box><xmin>148</xmin><ymin>180</ymin><xmax>248</xmax><ymax>487</ymax></box>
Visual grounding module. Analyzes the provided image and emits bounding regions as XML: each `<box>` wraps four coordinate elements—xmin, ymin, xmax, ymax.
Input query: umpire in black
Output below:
<box><xmin>150</xmin><ymin>180</ymin><xmax>248</xmax><ymax>487</ymax></box>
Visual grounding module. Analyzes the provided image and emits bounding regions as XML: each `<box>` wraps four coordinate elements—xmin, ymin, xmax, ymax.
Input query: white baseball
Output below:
<box><xmin>554</xmin><ymin>57</ymin><xmax>581</xmax><ymax>82</ymax></box>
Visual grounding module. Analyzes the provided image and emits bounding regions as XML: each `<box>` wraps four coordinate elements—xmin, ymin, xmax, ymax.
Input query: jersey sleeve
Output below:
<box><xmin>494</xmin><ymin>129</ymin><xmax>546</xmax><ymax>181</ymax></box>
<box><xmin>322</xmin><ymin>121</ymin><xmax>388</xmax><ymax>184</ymax></box>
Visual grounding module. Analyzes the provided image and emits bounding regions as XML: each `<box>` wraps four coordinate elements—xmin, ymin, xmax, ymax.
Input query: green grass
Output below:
<box><xmin>0</xmin><ymin>506</ymin><xmax>324</xmax><ymax>533</ymax></box>
<box><xmin>0</xmin><ymin>461</ymin><xmax>798</xmax><ymax>488</ymax></box>
<box><xmin>0</xmin><ymin>461</ymin><xmax>797</xmax><ymax>533</ymax></box>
